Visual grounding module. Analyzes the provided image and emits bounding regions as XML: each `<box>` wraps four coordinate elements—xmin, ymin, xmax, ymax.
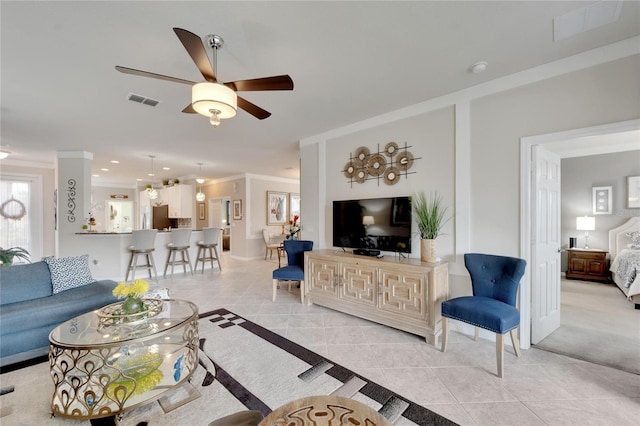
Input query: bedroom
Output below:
<box><xmin>538</xmin><ymin>143</ymin><xmax>640</xmax><ymax>374</ymax></box>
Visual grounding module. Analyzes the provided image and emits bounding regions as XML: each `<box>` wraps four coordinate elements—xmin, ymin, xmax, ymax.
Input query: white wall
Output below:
<box><xmin>300</xmin><ymin>48</ymin><xmax>640</xmax><ymax>342</ymax></box>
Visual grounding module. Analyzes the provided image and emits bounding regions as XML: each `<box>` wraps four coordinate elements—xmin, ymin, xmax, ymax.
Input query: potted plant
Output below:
<box><xmin>0</xmin><ymin>246</ymin><xmax>31</xmax><ymax>266</ymax></box>
<box><xmin>412</xmin><ymin>191</ymin><xmax>450</xmax><ymax>262</ymax></box>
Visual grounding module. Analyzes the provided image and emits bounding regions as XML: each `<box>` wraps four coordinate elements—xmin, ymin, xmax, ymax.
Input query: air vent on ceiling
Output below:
<box><xmin>553</xmin><ymin>1</ymin><xmax>623</xmax><ymax>41</ymax></box>
<box><xmin>127</xmin><ymin>93</ymin><xmax>160</xmax><ymax>107</ymax></box>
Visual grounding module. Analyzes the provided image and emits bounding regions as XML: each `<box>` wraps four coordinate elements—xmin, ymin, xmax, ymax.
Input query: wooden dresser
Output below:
<box><xmin>566</xmin><ymin>248</ymin><xmax>610</xmax><ymax>283</ymax></box>
<box><xmin>304</xmin><ymin>250</ymin><xmax>448</xmax><ymax>346</ymax></box>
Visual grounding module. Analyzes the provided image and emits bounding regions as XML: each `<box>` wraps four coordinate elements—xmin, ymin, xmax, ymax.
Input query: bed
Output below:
<box><xmin>608</xmin><ymin>216</ymin><xmax>640</xmax><ymax>308</ymax></box>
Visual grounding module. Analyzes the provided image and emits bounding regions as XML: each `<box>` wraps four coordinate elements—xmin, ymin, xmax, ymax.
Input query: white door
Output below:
<box><xmin>531</xmin><ymin>145</ymin><xmax>562</xmax><ymax>344</ymax></box>
<box><xmin>208</xmin><ymin>198</ymin><xmax>222</xmax><ymax>228</ymax></box>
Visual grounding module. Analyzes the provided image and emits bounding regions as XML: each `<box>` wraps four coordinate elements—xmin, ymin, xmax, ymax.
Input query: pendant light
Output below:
<box><xmin>146</xmin><ymin>155</ymin><xmax>158</xmax><ymax>200</ymax></box>
<box><xmin>195</xmin><ymin>163</ymin><xmax>205</xmax><ymax>202</ymax></box>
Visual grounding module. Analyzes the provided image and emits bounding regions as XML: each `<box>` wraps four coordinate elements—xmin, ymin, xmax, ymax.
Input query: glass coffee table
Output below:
<box><xmin>49</xmin><ymin>299</ymin><xmax>198</xmax><ymax>421</ymax></box>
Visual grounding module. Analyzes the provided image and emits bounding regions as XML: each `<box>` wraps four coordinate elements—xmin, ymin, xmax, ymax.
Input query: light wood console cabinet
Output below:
<box><xmin>304</xmin><ymin>250</ymin><xmax>449</xmax><ymax>346</ymax></box>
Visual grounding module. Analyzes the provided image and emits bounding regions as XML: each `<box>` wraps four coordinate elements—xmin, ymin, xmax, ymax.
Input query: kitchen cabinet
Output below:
<box><xmin>162</xmin><ymin>184</ymin><xmax>194</xmax><ymax>218</ymax></box>
<box><xmin>305</xmin><ymin>250</ymin><xmax>449</xmax><ymax>346</ymax></box>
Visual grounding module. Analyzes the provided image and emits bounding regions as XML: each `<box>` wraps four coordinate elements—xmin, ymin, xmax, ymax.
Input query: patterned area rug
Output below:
<box><xmin>0</xmin><ymin>308</ymin><xmax>455</xmax><ymax>425</ymax></box>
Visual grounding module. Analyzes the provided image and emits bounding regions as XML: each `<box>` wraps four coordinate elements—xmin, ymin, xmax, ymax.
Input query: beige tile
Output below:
<box><xmin>382</xmin><ymin>367</ymin><xmax>457</xmax><ymax>404</ymax></box>
<box><xmin>368</xmin><ymin>343</ymin><xmax>432</xmax><ymax>368</ymax></box>
<box><xmin>423</xmin><ymin>403</ymin><xmax>477</xmax><ymax>426</ymax></box>
<box><xmin>433</xmin><ymin>366</ymin><xmax>517</xmax><ymax>403</ymax></box>
<box><xmin>524</xmin><ymin>398</ymin><xmax>640</xmax><ymax>426</ymax></box>
<box><xmin>324</xmin><ymin>326</ymin><xmax>367</xmax><ymax>345</ymax></box>
<box><xmin>461</xmin><ymin>401</ymin><xmax>545</xmax><ymax>425</ymax></box>
<box><xmin>288</xmin><ymin>313</ymin><xmax>325</xmax><ymax>328</ymax></box>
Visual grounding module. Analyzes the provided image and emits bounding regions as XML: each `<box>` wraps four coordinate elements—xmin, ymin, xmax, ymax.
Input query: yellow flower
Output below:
<box><xmin>112</xmin><ymin>279</ymin><xmax>149</xmax><ymax>299</ymax></box>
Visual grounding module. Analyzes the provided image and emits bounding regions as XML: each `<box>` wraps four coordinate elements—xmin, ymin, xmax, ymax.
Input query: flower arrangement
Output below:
<box><xmin>112</xmin><ymin>279</ymin><xmax>150</xmax><ymax>315</ymax></box>
<box><xmin>113</xmin><ymin>279</ymin><xmax>149</xmax><ymax>299</ymax></box>
<box><xmin>285</xmin><ymin>215</ymin><xmax>301</xmax><ymax>239</ymax></box>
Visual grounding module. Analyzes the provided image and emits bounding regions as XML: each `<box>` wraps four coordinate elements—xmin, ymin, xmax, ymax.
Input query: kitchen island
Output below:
<box><xmin>71</xmin><ymin>230</ymin><xmax>208</xmax><ymax>281</ymax></box>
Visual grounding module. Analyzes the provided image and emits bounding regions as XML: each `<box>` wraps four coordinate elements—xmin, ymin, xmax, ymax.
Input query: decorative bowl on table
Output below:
<box><xmin>97</xmin><ymin>298</ymin><xmax>163</xmax><ymax>326</ymax></box>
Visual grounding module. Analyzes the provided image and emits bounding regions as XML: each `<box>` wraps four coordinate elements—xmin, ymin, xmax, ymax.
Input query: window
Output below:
<box><xmin>0</xmin><ymin>174</ymin><xmax>42</xmax><ymax>262</ymax></box>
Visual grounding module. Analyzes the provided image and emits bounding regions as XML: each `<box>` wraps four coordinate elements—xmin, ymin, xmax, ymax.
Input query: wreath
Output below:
<box><xmin>0</xmin><ymin>197</ymin><xmax>26</xmax><ymax>220</ymax></box>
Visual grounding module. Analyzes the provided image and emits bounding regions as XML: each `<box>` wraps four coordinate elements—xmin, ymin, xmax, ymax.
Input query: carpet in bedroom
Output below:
<box><xmin>535</xmin><ymin>279</ymin><xmax>640</xmax><ymax>375</ymax></box>
<box><xmin>0</xmin><ymin>308</ymin><xmax>455</xmax><ymax>426</ymax></box>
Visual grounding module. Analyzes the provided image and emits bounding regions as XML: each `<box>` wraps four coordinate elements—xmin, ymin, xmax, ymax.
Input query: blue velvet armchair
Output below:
<box><xmin>441</xmin><ymin>253</ymin><xmax>527</xmax><ymax>378</ymax></box>
<box><xmin>272</xmin><ymin>240</ymin><xmax>313</xmax><ymax>303</ymax></box>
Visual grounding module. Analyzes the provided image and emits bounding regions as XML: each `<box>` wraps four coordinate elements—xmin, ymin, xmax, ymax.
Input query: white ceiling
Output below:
<box><xmin>2</xmin><ymin>1</ymin><xmax>639</xmax><ymax>187</ymax></box>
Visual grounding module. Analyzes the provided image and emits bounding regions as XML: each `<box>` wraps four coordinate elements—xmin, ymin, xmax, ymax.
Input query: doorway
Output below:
<box><xmin>209</xmin><ymin>197</ymin><xmax>231</xmax><ymax>252</ymax></box>
<box><xmin>521</xmin><ymin>118</ymin><xmax>640</xmax><ymax>348</ymax></box>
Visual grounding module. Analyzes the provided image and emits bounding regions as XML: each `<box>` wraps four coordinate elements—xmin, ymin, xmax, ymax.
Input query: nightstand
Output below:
<box><xmin>566</xmin><ymin>248</ymin><xmax>610</xmax><ymax>283</ymax></box>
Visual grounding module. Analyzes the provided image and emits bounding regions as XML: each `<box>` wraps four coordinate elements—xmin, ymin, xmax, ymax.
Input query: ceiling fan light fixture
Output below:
<box><xmin>192</xmin><ymin>82</ymin><xmax>237</xmax><ymax>120</ymax></box>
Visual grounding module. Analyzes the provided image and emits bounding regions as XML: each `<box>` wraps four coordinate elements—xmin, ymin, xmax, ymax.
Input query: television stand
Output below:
<box><xmin>353</xmin><ymin>248</ymin><xmax>380</xmax><ymax>256</ymax></box>
<box><xmin>304</xmin><ymin>249</ymin><xmax>449</xmax><ymax>346</ymax></box>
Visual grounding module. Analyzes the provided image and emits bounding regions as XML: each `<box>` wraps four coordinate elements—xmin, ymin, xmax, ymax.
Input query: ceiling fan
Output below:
<box><xmin>116</xmin><ymin>28</ymin><xmax>294</xmax><ymax>126</ymax></box>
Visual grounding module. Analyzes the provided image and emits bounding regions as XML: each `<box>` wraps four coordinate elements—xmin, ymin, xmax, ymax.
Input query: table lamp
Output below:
<box><xmin>576</xmin><ymin>216</ymin><xmax>595</xmax><ymax>249</ymax></box>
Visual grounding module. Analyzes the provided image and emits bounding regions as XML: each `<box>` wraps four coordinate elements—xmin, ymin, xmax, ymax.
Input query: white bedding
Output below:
<box><xmin>608</xmin><ymin>217</ymin><xmax>640</xmax><ymax>303</ymax></box>
<box><xmin>610</xmin><ymin>249</ymin><xmax>640</xmax><ymax>298</ymax></box>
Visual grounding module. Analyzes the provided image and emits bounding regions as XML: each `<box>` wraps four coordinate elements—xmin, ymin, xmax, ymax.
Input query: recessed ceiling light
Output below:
<box><xmin>136</xmin><ymin>178</ymin><xmax>143</xmax><ymax>181</ymax></box>
<box><xmin>110</xmin><ymin>160</ymin><xmax>120</xmax><ymax>164</ymax></box>
<box><xmin>148</xmin><ymin>173</ymin><xmax>155</xmax><ymax>177</ymax></box>
<box><xmin>101</xmin><ymin>168</ymin><xmax>109</xmax><ymax>172</ymax></box>
<box><xmin>162</xmin><ymin>167</ymin><xmax>170</xmax><ymax>170</ymax></box>
<box><xmin>92</xmin><ymin>174</ymin><xmax>100</xmax><ymax>177</ymax></box>
<box><xmin>470</xmin><ymin>61</ymin><xmax>488</xmax><ymax>74</ymax></box>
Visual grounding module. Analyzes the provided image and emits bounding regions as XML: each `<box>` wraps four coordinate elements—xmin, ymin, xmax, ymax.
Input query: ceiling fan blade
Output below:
<box><xmin>237</xmin><ymin>96</ymin><xmax>271</xmax><ymax>120</ymax></box>
<box><xmin>173</xmin><ymin>28</ymin><xmax>217</xmax><ymax>82</ymax></box>
<box><xmin>225</xmin><ymin>75</ymin><xmax>294</xmax><ymax>92</ymax></box>
<box><xmin>115</xmin><ymin>66</ymin><xmax>196</xmax><ymax>85</ymax></box>
<box><xmin>182</xmin><ymin>103</ymin><xmax>196</xmax><ymax>114</ymax></box>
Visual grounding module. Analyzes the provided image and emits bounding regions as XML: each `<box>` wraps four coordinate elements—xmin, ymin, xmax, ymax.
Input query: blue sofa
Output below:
<box><xmin>0</xmin><ymin>260</ymin><xmax>118</xmax><ymax>367</ymax></box>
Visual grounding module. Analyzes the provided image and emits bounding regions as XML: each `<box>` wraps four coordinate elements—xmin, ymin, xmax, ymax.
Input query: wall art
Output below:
<box><xmin>592</xmin><ymin>186</ymin><xmax>612</xmax><ymax>215</ymax></box>
<box><xmin>343</xmin><ymin>141</ymin><xmax>419</xmax><ymax>186</ymax></box>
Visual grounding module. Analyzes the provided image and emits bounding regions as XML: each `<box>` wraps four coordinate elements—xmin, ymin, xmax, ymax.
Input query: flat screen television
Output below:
<box><xmin>333</xmin><ymin>196</ymin><xmax>412</xmax><ymax>254</ymax></box>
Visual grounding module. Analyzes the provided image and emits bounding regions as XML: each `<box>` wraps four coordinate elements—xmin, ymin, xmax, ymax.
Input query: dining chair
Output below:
<box><xmin>125</xmin><ymin>229</ymin><xmax>158</xmax><ymax>281</ymax></box>
<box><xmin>195</xmin><ymin>227</ymin><xmax>222</xmax><ymax>273</ymax></box>
<box><xmin>441</xmin><ymin>253</ymin><xmax>527</xmax><ymax>378</ymax></box>
<box><xmin>272</xmin><ymin>240</ymin><xmax>313</xmax><ymax>303</ymax></box>
<box><xmin>262</xmin><ymin>228</ymin><xmax>284</xmax><ymax>261</ymax></box>
<box><xmin>163</xmin><ymin>228</ymin><xmax>193</xmax><ymax>277</ymax></box>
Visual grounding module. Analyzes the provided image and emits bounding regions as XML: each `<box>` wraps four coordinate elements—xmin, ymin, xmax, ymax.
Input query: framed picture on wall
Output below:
<box><xmin>198</xmin><ymin>203</ymin><xmax>205</xmax><ymax>220</ymax></box>
<box><xmin>289</xmin><ymin>193</ymin><xmax>300</xmax><ymax>220</ymax></box>
<box><xmin>233</xmin><ymin>199</ymin><xmax>242</xmax><ymax>220</ymax></box>
<box><xmin>628</xmin><ymin>176</ymin><xmax>640</xmax><ymax>209</ymax></box>
<box><xmin>267</xmin><ymin>191</ymin><xmax>288</xmax><ymax>225</ymax></box>
<box><xmin>592</xmin><ymin>186</ymin><xmax>612</xmax><ymax>215</ymax></box>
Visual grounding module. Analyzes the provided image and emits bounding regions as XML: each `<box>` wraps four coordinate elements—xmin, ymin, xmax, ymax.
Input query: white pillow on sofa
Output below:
<box><xmin>45</xmin><ymin>254</ymin><xmax>94</xmax><ymax>294</ymax></box>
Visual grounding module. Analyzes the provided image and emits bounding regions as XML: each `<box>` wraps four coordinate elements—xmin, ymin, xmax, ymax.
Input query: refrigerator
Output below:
<box><xmin>152</xmin><ymin>205</ymin><xmax>171</xmax><ymax>230</ymax></box>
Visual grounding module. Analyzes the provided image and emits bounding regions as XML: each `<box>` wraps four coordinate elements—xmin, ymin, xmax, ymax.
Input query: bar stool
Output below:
<box><xmin>194</xmin><ymin>227</ymin><xmax>222</xmax><ymax>273</ymax></box>
<box><xmin>163</xmin><ymin>228</ymin><xmax>193</xmax><ymax>277</ymax></box>
<box><xmin>125</xmin><ymin>229</ymin><xmax>158</xmax><ymax>281</ymax></box>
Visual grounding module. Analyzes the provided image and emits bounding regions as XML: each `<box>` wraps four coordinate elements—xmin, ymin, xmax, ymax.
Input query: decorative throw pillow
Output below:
<box><xmin>45</xmin><ymin>254</ymin><xmax>94</xmax><ymax>294</ymax></box>
<box><xmin>626</xmin><ymin>230</ymin><xmax>640</xmax><ymax>249</ymax></box>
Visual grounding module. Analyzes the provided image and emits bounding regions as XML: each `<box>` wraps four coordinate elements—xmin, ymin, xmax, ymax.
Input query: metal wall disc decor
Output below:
<box><xmin>354</xmin><ymin>168</ymin><xmax>367</xmax><ymax>183</ymax></box>
<box><xmin>384</xmin><ymin>141</ymin><xmax>399</xmax><ymax>157</ymax></box>
<box><xmin>396</xmin><ymin>151</ymin><xmax>414</xmax><ymax>171</ymax></box>
<box><xmin>343</xmin><ymin>161</ymin><xmax>356</xmax><ymax>179</ymax></box>
<box><xmin>342</xmin><ymin>141</ymin><xmax>420</xmax><ymax>186</ymax></box>
<box><xmin>353</xmin><ymin>146</ymin><xmax>370</xmax><ymax>167</ymax></box>
<box><xmin>367</xmin><ymin>154</ymin><xmax>386</xmax><ymax>176</ymax></box>
<box><xmin>384</xmin><ymin>167</ymin><xmax>401</xmax><ymax>185</ymax></box>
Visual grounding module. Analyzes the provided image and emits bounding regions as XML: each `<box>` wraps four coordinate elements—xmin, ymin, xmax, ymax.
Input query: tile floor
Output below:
<box><xmin>150</xmin><ymin>253</ymin><xmax>639</xmax><ymax>426</ymax></box>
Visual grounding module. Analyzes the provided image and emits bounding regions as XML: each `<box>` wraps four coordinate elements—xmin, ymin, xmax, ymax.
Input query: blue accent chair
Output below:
<box><xmin>272</xmin><ymin>240</ymin><xmax>313</xmax><ymax>303</ymax></box>
<box><xmin>441</xmin><ymin>253</ymin><xmax>527</xmax><ymax>378</ymax></box>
